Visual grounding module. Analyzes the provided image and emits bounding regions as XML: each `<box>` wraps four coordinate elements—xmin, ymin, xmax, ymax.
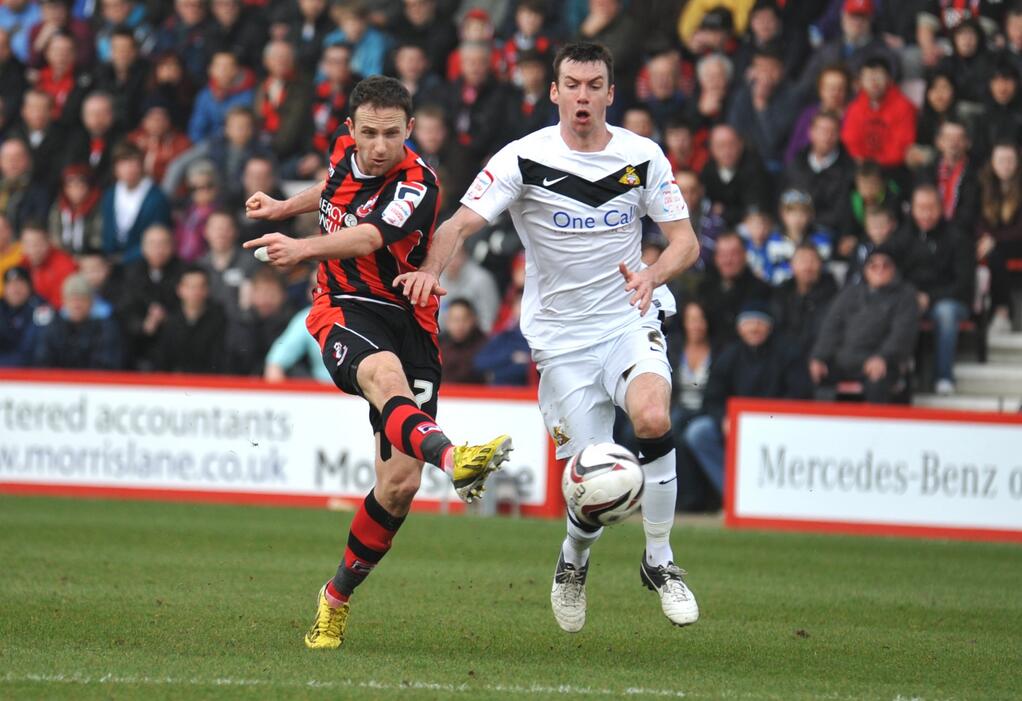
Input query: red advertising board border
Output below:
<box><xmin>723</xmin><ymin>397</ymin><xmax>1022</xmax><ymax>543</ymax></box>
<box><xmin>0</xmin><ymin>369</ymin><xmax>564</xmax><ymax>518</ymax></box>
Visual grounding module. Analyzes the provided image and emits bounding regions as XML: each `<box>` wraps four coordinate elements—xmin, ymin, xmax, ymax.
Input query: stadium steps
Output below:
<box><xmin>953</xmin><ymin>361</ymin><xmax>1022</xmax><ymax>397</ymax></box>
<box><xmin>912</xmin><ymin>333</ymin><xmax>1022</xmax><ymax>412</ymax></box>
<box><xmin>988</xmin><ymin>331</ymin><xmax>1022</xmax><ymax>364</ymax></box>
<box><xmin>913</xmin><ymin>393</ymin><xmax>1022</xmax><ymax>413</ymax></box>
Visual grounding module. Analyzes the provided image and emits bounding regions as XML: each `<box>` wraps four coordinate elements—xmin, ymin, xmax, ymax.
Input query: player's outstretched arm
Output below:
<box><xmin>243</xmin><ymin>225</ymin><xmax>384</xmax><ymax>267</ymax></box>
<box><xmin>620</xmin><ymin>218</ymin><xmax>700</xmax><ymax>315</ymax></box>
<box><xmin>246</xmin><ymin>181</ymin><xmax>326</xmax><ymax>221</ymax></box>
<box><xmin>395</xmin><ymin>205</ymin><xmax>489</xmax><ymax>307</ymax></box>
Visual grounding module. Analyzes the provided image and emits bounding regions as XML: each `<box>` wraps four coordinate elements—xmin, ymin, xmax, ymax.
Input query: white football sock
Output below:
<box><xmin>561</xmin><ymin>515</ymin><xmax>602</xmax><ymax>568</ymax></box>
<box><xmin>640</xmin><ymin>449</ymin><xmax>677</xmax><ymax>567</ymax></box>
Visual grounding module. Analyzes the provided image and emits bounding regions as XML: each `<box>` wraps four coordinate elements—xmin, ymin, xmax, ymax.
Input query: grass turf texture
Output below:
<box><xmin>1</xmin><ymin>496</ymin><xmax>1020</xmax><ymax>701</ymax></box>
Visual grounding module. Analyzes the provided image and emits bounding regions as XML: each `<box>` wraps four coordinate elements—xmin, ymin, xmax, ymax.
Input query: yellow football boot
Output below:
<box><xmin>451</xmin><ymin>435</ymin><xmax>513</xmax><ymax>502</ymax></box>
<box><xmin>304</xmin><ymin>586</ymin><xmax>349</xmax><ymax>650</ymax></box>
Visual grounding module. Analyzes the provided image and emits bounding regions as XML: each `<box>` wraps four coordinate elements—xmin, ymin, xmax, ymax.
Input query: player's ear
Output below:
<box><xmin>549</xmin><ymin>80</ymin><xmax>559</xmax><ymax>104</ymax></box>
<box><xmin>405</xmin><ymin>116</ymin><xmax>415</xmax><ymax>140</ymax></box>
<box><xmin>344</xmin><ymin>116</ymin><xmax>353</xmax><ymax>133</ymax></box>
<box><xmin>607</xmin><ymin>83</ymin><xmax>615</xmax><ymax>106</ymax></box>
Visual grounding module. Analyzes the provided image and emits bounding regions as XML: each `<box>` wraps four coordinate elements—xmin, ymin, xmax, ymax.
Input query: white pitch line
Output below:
<box><xmin>1</xmin><ymin>673</ymin><xmax>688</xmax><ymax>698</ymax></box>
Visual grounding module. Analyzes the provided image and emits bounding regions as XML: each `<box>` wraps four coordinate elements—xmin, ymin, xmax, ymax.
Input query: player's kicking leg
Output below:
<box><xmin>625</xmin><ymin>372</ymin><xmax>699</xmax><ymax>627</ymax></box>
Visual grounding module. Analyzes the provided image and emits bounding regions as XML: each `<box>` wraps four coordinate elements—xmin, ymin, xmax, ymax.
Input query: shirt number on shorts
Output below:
<box><xmin>412</xmin><ymin>379</ymin><xmax>434</xmax><ymax>408</ymax></box>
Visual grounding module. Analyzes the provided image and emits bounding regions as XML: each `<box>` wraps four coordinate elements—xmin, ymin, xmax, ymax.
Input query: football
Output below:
<box><xmin>562</xmin><ymin>442</ymin><xmax>645</xmax><ymax>527</ymax></box>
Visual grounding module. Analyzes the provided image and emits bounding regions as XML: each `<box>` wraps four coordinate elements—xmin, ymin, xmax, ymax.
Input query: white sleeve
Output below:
<box><xmin>642</xmin><ymin>149</ymin><xmax>689</xmax><ymax>223</ymax></box>
<box><xmin>460</xmin><ymin>143</ymin><xmax>522</xmax><ymax>223</ymax></box>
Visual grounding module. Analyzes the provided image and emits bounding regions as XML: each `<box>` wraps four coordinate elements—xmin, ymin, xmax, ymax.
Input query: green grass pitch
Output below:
<box><xmin>1</xmin><ymin>495</ymin><xmax>1020</xmax><ymax>700</ymax></box>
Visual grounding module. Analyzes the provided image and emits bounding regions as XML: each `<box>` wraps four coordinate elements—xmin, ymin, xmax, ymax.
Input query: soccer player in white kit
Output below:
<box><xmin>396</xmin><ymin>42</ymin><xmax>701</xmax><ymax>631</ymax></box>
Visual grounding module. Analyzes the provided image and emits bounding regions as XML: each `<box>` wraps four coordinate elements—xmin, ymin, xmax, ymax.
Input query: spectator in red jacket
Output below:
<box><xmin>841</xmin><ymin>56</ymin><xmax>916</xmax><ymax>170</ymax></box>
<box><xmin>20</xmin><ymin>222</ymin><xmax>76</xmax><ymax>307</ymax></box>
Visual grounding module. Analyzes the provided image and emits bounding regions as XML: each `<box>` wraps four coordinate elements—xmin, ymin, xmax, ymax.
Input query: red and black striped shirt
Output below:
<box><xmin>315</xmin><ymin>131</ymin><xmax>442</xmax><ymax>334</ymax></box>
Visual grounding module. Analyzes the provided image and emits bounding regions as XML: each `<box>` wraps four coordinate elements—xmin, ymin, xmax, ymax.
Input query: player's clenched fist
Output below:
<box><xmin>394</xmin><ymin>270</ymin><xmax>447</xmax><ymax>307</ymax></box>
<box><xmin>243</xmin><ymin>233</ymin><xmax>306</xmax><ymax>268</ymax></box>
<box><xmin>245</xmin><ymin>191</ymin><xmax>284</xmax><ymax>220</ymax></box>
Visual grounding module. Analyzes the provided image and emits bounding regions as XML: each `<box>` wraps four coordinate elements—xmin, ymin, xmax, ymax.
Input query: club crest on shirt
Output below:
<box><xmin>618</xmin><ymin>166</ymin><xmax>641</xmax><ymax>186</ymax></box>
<box><xmin>356</xmin><ymin>192</ymin><xmax>380</xmax><ymax>217</ymax></box>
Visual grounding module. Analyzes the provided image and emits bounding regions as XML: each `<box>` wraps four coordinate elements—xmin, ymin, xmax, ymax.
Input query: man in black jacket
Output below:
<box><xmin>901</xmin><ymin>184</ymin><xmax>975</xmax><ymax>395</ymax></box>
<box><xmin>683</xmin><ymin>301</ymin><xmax>810</xmax><ymax>497</ymax></box>
<box><xmin>156</xmin><ymin>265</ymin><xmax>226</xmax><ymax>374</ymax></box>
<box><xmin>700</xmin><ymin>125</ymin><xmax>771</xmax><ymax>227</ymax></box>
<box><xmin>783</xmin><ymin>111</ymin><xmax>855</xmax><ymax>235</ymax></box>
<box><xmin>809</xmin><ymin>246</ymin><xmax>919</xmax><ymax>403</ymax></box>
<box><xmin>771</xmin><ymin>242</ymin><xmax>838</xmax><ymax>358</ymax></box>
<box><xmin>913</xmin><ymin>120</ymin><xmax>980</xmax><ymax>235</ymax></box>
<box><xmin>697</xmin><ymin>231</ymin><xmax>771</xmax><ymax>346</ymax></box>
<box><xmin>34</xmin><ymin>273</ymin><xmax>122</xmax><ymax>369</ymax></box>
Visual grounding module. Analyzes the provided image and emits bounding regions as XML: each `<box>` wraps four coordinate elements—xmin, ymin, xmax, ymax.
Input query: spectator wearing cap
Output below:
<box><xmin>798</xmin><ymin>0</ymin><xmax>900</xmax><ymax>95</ymax></box>
<box><xmin>771</xmin><ymin>242</ymin><xmax>838</xmax><ymax>359</ymax></box>
<box><xmin>445</xmin><ymin>8</ymin><xmax>504</xmax><ymax>82</ymax></box>
<box><xmin>156</xmin><ymin>0</ymin><xmax>212</xmax><ymax>84</ymax></box>
<box><xmin>254</xmin><ymin>40</ymin><xmax>312</xmax><ymax>163</ymax></box>
<box><xmin>10</xmin><ymin>89</ymin><xmax>66</xmax><ymax>190</ymax></box>
<box><xmin>975</xmin><ymin>61</ymin><xmax>1022</xmax><ymax>157</ymax></box>
<box><xmin>784</xmin><ymin>111</ymin><xmax>856</xmax><ymax>236</ymax></box>
<box><xmin>841</xmin><ymin>57</ymin><xmax>916</xmax><ymax>170</ymax></box>
<box><xmin>0</xmin><ymin>213</ymin><xmax>21</xmax><ymax>295</ymax></box>
<box><xmin>501</xmin><ymin>0</ymin><xmax>553</xmax><ymax>80</ymax></box>
<box><xmin>0</xmin><ymin>0</ymin><xmax>41</xmax><ymax>65</ymax></box>
<box><xmin>683</xmin><ymin>300</ymin><xmax>810</xmax><ymax>498</ymax></box>
<box><xmin>325</xmin><ymin>1</ymin><xmax>390</xmax><ymax>80</ymax></box>
<box><xmin>726</xmin><ymin>44</ymin><xmax>801</xmax><ymax>173</ymax></box>
<box><xmin>0</xmin><ymin>265</ymin><xmax>40</xmax><ymax>366</ymax></box>
<box><xmin>187</xmin><ymin>50</ymin><xmax>255</xmax><ymax>145</ymax></box>
<box><xmin>675</xmin><ymin>168</ymin><xmax>726</xmax><ymax>270</ymax></box>
<box><xmin>439</xmin><ymin>297</ymin><xmax>486</xmax><ymax>384</ymax></box>
<box><xmin>64</xmin><ymin>91</ymin><xmax>121</xmax><ymax>186</ymax></box>
<box><xmin>116</xmin><ymin>223</ymin><xmax>181</xmax><ymax>370</ymax></box>
<box><xmin>91</xmin><ymin>28</ymin><xmax>149</xmax><ymax>132</ymax></box>
<box><xmin>101</xmin><ymin>142</ymin><xmax>172</xmax><ymax>263</ymax></box>
<box><xmin>387</xmin><ymin>0</ymin><xmax>458</xmax><ymax>80</ymax></box>
<box><xmin>20</xmin><ymin>223</ymin><xmax>76</xmax><ymax>308</ymax></box>
<box><xmin>732</xmin><ymin>0</ymin><xmax>808</xmax><ymax>82</ymax></box>
<box><xmin>696</xmin><ymin>231</ymin><xmax>771</xmax><ymax>346</ymax></box>
<box><xmin>784</xmin><ymin>65</ymin><xmax>850</xmax><ymax>166</ymax></box>
<box><xmin>901</xmin><ymin>184</ymin><xmax>975</xmax><ymax>395</ymax></box>
<box><xmin>765</xmin><ymin>189</ymin><xmax>834</xmax><ymax>281</ymax></box>
<box><xmin>0</xmin><ymin>138</ymin><xmax>50</xmax><ymax>232</ymax></box>
<box><xmin>28</xmin><ymin>0</ymin><xmax>93</xmax><ymax>71</ymax></box>
<box><xmin>33</xmin><ymin>272</ymin><xmax>122</xmax><ymax>369</ymax></box>
<box><xmin>156</xmin><ymin>264</ymin><xmax>226</xmax><ymax>374</ymax></box>
<box><xmin>679</xmin><ymin>1</ymin><xmax>749</xmax><ymax>52</ymax></box>
<box><xmin>809</xmin><ymin>246</ymin><xmax>918</xmax><ymax>403</ymax></box>
<box><xmin>203</xmin><ymin>0</ymin><xmax>266</xmax><ymax>71</ymax></box>
<box><xmin>48</xmin><ymin>164</ymin><xmax>102</xmax><ymax>254</ymax></box>
<box><xmin>914</xmin><ymin>120</ymin><xmax>981</xmax><ymax>234</ymax></box>
<box><xmin>701</xmin><ymin>124</ymin><xmax>771</xmax><ymax>227</ymax></box>
<box><xmin>126</xmin><ymin>98</ymin><xmax>191</xmax><ymax>183</ymax></box>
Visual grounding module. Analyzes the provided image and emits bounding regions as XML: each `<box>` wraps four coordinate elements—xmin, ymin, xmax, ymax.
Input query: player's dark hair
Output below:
<box><xmin>553</xmin><ymin>41</ymin><xmax>614</xmax><ymax>86</ymax></box>
<box><xmin>349</xmin><ymin>75</ymin><xmax>414</xmax><ymax>122</ymax></box>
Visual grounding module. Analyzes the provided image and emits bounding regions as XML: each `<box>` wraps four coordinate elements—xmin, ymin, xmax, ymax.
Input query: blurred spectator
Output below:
<box><xmin>33</xmin><ymin>272</ymin><xmax>121</xmax><ymax>369</ymax></box>
<box><xmin>101</xmin><ymin>141</ymin><xmax>172</xmax><ymax>263</ymax></box>
<box><xmin>439</xmin><ymin>243</ymin><xmax>499</xmax><ymax>332</ymax></box>
<box><xmin>393</xmin><ymin>41</ymin><xmax>442</xmax><ymax>110</ymax></box>
<box><xmin>679</xmin><ymin>2</ymin><xmax>745</xmax><ymax>53</ymax></box>
<box><xmin>0</xmin><ymin>213</ymin><xmax>21</xmax><ymax>293</ymax></box>
<box><xmin>797</xmin><ymin>0</ymin><xmax>899</xmax><ymax>95</ymax></box>
<box><xmin>684</xmin><ymin>301</ymin><xmax>809</xmax><ymax>497</ymax></box>
<box><xmin>282</xmin><ymin>0</ymin><xmax>333</xmax><ymax>75</ymax></box>
<box><xmin>0</xmin><ymin>264</ymin><xmax>39</xmax><ymax>366</ymax></box>
<box><xmin>643</xmin><ymin>50</ymin><xmax>685</xmax><ymax>133</ymax></box>
<box><xmin>696</xmin><ymin>231</ymin><xmax>771</xmax><ymax>346</ymax></box>
<box><xmin>445</xmin><ymin>8</ymin><xmax>502</xmax><ymax>82</ymax></box>
<box><xmin>235</xmin><ymin>155</ymin><xmax>289</xmax><ymax>243</ymax></box>
<box><xmin>187</xmin><ymin>50</ymin><xmax>255</xmax><ymax>145</ymax></box>
<box><xmin>224</xmin><ymin>266</ymin><xmax>290</xmax><ymax>375</ymax></box>
<box><xmin>76</xmin><ymin>248</ymin><xmax>120</xmax><ymax>317</ymax></box>
<box><xmin>622</xmin><ymin>104</ymin><xmax>656</xmax><ymax>140</ymax></box>
<box><xmin>12</xmin><ymin>89</ymin><xmax>65</xmax><ymax>189</ymax></box>
<box><xmin>264</xmin><ymin>269</ymin><xmax>329</xmax><ymax>383</ymax></box>
<box><xmin>846</xmin><ymin>204</ymin><xmax>917</xmax><ymax>286</ymax></box>
<box><xmin>977</xmin><ymin>142</ymin><xmax>1022</xmax><ymax>334</ymax></box>
<box><xmin>435</xmin><ymin>40</ymin><xmax>514</xmax><ymax>159</ymax></box>
<box><xmin>254</xmin><ymin>40</ymin><xmax>312</xmax><ymax>163</ymax></box>
<box><xmin>914</xmin><ymin>120</ymin><xmax>980</xmax><ymax>233</ymax></box>
<box><xmin>777</xmin><ymin>189</ymin><xmax>833</xmax><ymax>262</ymax></box>
<box><xmin>156</xmin><ymin>264</ymin><xmax>227</xmax><ymax>374</ymax></box>
<box><xmin>0</xmin><ymin>28</ymin><xmax>28</xmax><ymax>126</ymax></box>
<box><xmin>938</xmin><ymin>18</ymin><xmax>992</xmax><ymax>106</ymax></box>
<box><xmin>784</xmin><ymin>65</ymin><xmax>850</xmax><ymax>166</ymax></box>
<box><xmin>512</xmin><ymin>48</ymin><xmax>554</xmax><ymax>137</ymax></box>
<box><xmin>326</xmin><ymin>1</ymin><xmax>390</xmax><ymax>79</ymax></box>
<box><xmin>676</xmin><ymin>168</ymin><xmax>726</xmax><ymax>270</ymax></box>
<box><xmin>47</xmin><ymin>163</ymin><xmax>102</xmax><ymax>253</ymax></box>
<box><xmin>664</xmin><ymin>119</ymin><xmax>708</xmax><ymax>174</ymax></box>
<box><xmin>701</xmin><ymin>124</ymin><xmax>770</xmax><ymax>227</ymax></box>
<box><xmin>975</xmin><ymin>61</ymin><xmax>1022</xmax><ymax>159</ymax></box>
<box><xmin>1004</xmin><ymin>3</ymin><xmax>1022</xmax><ymax>76</ymax></box>
<box><xmin>0</xmin><ymin>138</ymin><xmax>49</xmax><ymax>231</ymax></box>
<box><xmin>0</xmin><ymin>0</ymin><xmax>41</xmax><ymax>64</ymax></box>
<box><xmin>388</xmin><ymin>0</ymin><xmax>458</xmax><ymax>79</ymax></box>
<box><xmin>174</xmin><ymin>159</ymin><xmax>219</xmax><ymax>262</ymax></box>
<box><xmin>64</xmin><ymin>90</ymin><xmax>120</xmax><ymax>186</ymax></box>
<box><xmin>91</xmin><ymin>27</ymin><xmax>149</xmax><ymax>131</ymax></box>
<box><xmin>685</xmin><ymin>53</ymin><xmax>732</xmax><ymax>135</ymax></box>
<box><xmin>809</xmin><ymin>246</ymin><xmax>918</xmax><ymax>403</ymax></box>
<box><xmin>576</xmin><ymin>0</ymin><xmax>639</xmax><ymax>99</ymax></box>
<box><xmin>907</xmin><ymin>71</ymin><xmax>963</xmax><ymax>171</ymax></box>
<box><xmin>146</xmin><ymin>51</ymin><xmax>196</xmax><ymax>127</ymax></box>
<box><xmin>903</xmin><ymin>184</ymin><xmax>975</xmax><ymax>395</ymax></box>
<box><xmin>732</xmin><ymin>0</ymin><xmax>806</xmax><ymax>81</ymax></box>
<box><xmin>306</xmin><ymin>42</ymin><xmax>359</xmax><ymax>166</ymax></box>
<box><xmin>412</xmin><ymin>103</ymin><xmax>475</xmax><ymax>215</ymax></box>
<box><xmin>840</xmin><ymin>160</ymin><xmax>902</xmax><ymax>249</ymax></box>
<box><xmin>738</xmin><ymin>206</ymin><xmax>777</xmax><ymax>284</ymax></box>
<box><xmin>670</xmin><ymin>300</ymin><xmax>715</xmax><ymax>512</ymax></box>
<box><xmin>156</xmin><ymin>0</ymin><xmax>212</xmax><ymax>84</ymax></box>
<box><xmin>117</xmin><ymin>223</ymin><xmax>181</xmax><ymax>370</ymax></box>
<box><xmin>841</xmin><ymin>57</ymin><xmax>916</xmax><ymax>170</ymax></box>
<box><xmin>784</xmin><ymin>111</ymin><xmax>855</xmax><ymax>236</ymax></box>
<box><xmin>36</xmin><ymin>31</ymin><xmax>90</xmax><ymax>128</ymax></box>
<box><xmin>771</xmin><ymin>242</ymin><xmax>838</xmax><ymax>358</ymax></box>
<box><xmin>727</xmin><ymin>44</ymin><xmax>800</xmax><ymax>173</ymax></box>
<box><xmin>197</xmin><ymin>209</ymin><xmax>259</xmax><ymax>322</ymax></box>
<box><xmin>491</xmin><ymin>247</ymin><xmax>525</xmax><ymax>332</ymax></box>
<box><xmin>473</xmin><ymin>291</ymin><xmax>531</xmax><ymax>386</ymax></box>
<box><xmin>93</xmin><ymin>0</ymin><xmax>156</xmax><ymax>64</ymax></box>
<box><xmin>127</xmin><ymin>98</ymin><xmax>191</xmax><ymax>183</ymax></box>
<box><xmin>21</xmin><ymin>222</ymin><xmax>75</xmax><ymax>307</ymax></box>
<box><xmin>501</xmin><ymin>0</ymin><xmax>553</xmax><ymax>79</ymax></box>
<box><xmin>439</xmin><ymin>297</ymin><xmax>486</xmax><ymax>384</ymax></box>
<box><xmin>204</xmin><ymin>0</ymin><xmax>266</xmax><ymax>71</ymax></box>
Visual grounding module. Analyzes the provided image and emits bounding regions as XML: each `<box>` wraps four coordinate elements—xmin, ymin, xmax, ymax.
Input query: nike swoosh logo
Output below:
<box><xmin>542</xmin><ymin>175</ymin><xmax>568</xmax><ymax>186</ymax></box>
<box><xmin>657</xmin><ymin>476</ymin><xmax>678</xmax><ymax>485</ymax></box>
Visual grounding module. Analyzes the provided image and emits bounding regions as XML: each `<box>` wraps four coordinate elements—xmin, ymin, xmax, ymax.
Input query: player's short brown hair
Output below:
<box><xmin>349</xmin><ymin>75</ymin><xmax>413</xmax><ymax>123</ymax></box>
<box><xmin>553</xmin><ymin>41</ymin><xmax>614</xmax><ymax>86</ymax></box>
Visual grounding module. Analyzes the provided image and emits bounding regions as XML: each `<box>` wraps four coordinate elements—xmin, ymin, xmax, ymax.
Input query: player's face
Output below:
<box><xmin>551</xmin><ymin>60</ymin><xmax>614</xmax><ymax>137</ymax></box>
<box><xmin>346</xmin><ymin>106</ymin><xmax>413</xmax><ymax>177</ymax></box>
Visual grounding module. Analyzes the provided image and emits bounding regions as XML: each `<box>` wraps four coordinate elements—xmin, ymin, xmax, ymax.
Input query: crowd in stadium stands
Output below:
<box><xmin>2</xmin><ymin>0</ymin><xmax>1022</xmax><ymax>508</ymax></box>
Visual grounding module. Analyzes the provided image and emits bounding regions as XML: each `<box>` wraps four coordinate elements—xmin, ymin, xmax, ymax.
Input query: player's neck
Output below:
<box><xmin>559</xmin><ymin>122</ymin><xmax>613</xmax><ymax>153</ymax></box>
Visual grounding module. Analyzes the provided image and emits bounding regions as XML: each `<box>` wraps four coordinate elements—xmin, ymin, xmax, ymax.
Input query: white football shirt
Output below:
<box><xmin>461</xmin><ymin>125</ymin><xmax>689</xmax><ymax>354</ymax></box>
